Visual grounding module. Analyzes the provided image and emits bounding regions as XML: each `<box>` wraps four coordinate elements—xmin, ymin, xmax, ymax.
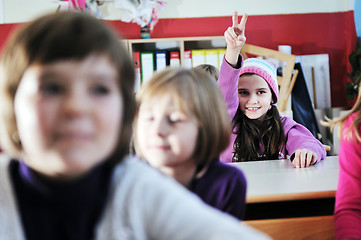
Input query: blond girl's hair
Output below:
<box><xmin>321</xmin><ymin>82</ymin><xmax>361</xmax><ymax>142</ymax></box>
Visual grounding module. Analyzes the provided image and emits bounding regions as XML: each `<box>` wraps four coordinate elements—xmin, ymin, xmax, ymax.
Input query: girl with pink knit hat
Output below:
<box><xmin>218</xmin><ymin>11</ymin><xmax>326</xmax><ymax>167</ymax></box>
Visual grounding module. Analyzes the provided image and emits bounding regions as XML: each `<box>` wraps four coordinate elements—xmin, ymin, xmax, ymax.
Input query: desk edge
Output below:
<box><xmin>246</xmin><ymin>190</ymin><xmax>336</xmax><ymax>203</ymax></box>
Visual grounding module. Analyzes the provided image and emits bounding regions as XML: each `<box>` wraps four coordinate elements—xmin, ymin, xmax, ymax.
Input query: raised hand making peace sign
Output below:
<box><xmin>224</xmin><ymin>11</ymin><xmax>248</xmax><ymax>66</ymax></box>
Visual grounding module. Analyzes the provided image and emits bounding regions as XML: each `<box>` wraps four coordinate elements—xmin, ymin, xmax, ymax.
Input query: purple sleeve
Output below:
<box><xmin>334</xmin><ymin>114</ymin><xmax>361</xmax><ymax>239</ymax></box>
<box><xmin>218</xmin><ymin>55</ymin><xmax>243</xmax><ymax>121</ymax></box>
<box><xmin>282</xmin><ymin>116</ymin><xmax>326</xmax><ymax>163</ymax></box>
<box><xmin>192</xmin><ymin>161</ymin><xmax>247</xmax><ymax>220</ymax></box>
<box><xmin>220</xmin><ymin>168</ymin><xmax>247</xmax><ymax>220</ymax></box>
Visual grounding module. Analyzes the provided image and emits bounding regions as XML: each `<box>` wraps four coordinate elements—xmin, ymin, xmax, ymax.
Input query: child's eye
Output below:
<box><xmin>168</xmin><ymin>113</ymin><xmax>185</xmax><ymax>124</ymax></box>
<box><xmin>257</xmin><ymin>90</ymin><xmax>266</xmax><ymax>95</ymax></box>
<box><xmin>92</xmin><ymin>84</ymin><xmax>110</xmax><ymax>95</ymax></box>
<box><xmin>40</xmin><ymin>82</ymin><xmax>63</xmax><ymax>96</ymax></box>
<box><xmin>167</xmin><ymin>117</ymin><xmax>181</xmax><ymax>124</ymax></box>
<box><xmin>238</xmin><ymin>90</ymin><xmax>248</xmax><ymax>96</ymax></box>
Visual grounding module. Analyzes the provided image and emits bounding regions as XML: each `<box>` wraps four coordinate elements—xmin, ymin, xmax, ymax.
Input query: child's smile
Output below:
<box><xmin>245</xmin><ymin>106</ymin><xmax>261</xmax><ymax>112</ymax></box>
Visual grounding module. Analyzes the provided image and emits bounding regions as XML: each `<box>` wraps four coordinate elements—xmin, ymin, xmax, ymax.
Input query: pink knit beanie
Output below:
<box><xmin>240</xmin><ymin>58</ymin><xmax>278</xmax><ymax>103</ymax></box>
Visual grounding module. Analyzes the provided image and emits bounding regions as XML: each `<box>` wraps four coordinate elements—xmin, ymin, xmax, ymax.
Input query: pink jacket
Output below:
<box><xmin>218</xmin><ymin>56</ymin><xmax>326</xmax><ymax>163</ymax></box>
<box><xmin>334</xmin><ymin>112</ymin><xmax>361</xmax><ymax>239</ymax></box>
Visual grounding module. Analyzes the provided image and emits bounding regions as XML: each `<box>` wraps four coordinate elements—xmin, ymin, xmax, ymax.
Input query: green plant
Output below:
<box><xmin>346</xmin><ymin>38</ymin><xmax>361</xmax><ymax>100</ymax></box>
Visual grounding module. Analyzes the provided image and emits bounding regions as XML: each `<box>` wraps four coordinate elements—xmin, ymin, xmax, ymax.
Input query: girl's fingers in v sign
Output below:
<box><xmin>233</xmin><ymin>12</ymin><xmax>248</xmax><ymax>37</ymax></box>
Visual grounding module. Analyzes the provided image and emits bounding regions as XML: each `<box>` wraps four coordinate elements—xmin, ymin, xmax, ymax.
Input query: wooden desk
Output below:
<box><xmin>231</xmin><ymin>156</ymin><xmax>339</xmax><ymax>220</ymax></box>
<box><xmin>230</xmin><ymin>156</ymin><xmax>339</xmax><ymax>203</ymax></box>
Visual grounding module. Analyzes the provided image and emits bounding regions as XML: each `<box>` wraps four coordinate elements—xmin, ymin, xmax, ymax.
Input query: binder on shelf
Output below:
<box><xmin>140</xmin><ymin>52</ymin><xmax>154</xmax><ymax>84</ymax></box>
<box><xmin>205</xmin><ymin>49</ymin><xmax>219</xmax><ymax>69</ymax></box>
<box><xmin>155</xmin><ymin>50</ymin><xmax>167</xmax><ymax>72</ymax></box>
<box><xmin>217</xmin><ymin>48</ymin><xmax>226</xmax><ymax>69</ymax></box>
<box><xmin>170</xmin><ymin>51</ymin><xmax>180</xmax><ymax>66</ymax></box>
<box><xmin>133</xmin><ymin>51</ymin><xmax>141</xmax><ymax>92</ymax></box>
<box><xmin>191</xmin><ymin>49</ymin><xmax>206</xmax><ymax>67</ymax></box>
<box><xmin>184</xmin><ymin>50</ymin><xmax>192</xmax><ymax>68</ymax></box>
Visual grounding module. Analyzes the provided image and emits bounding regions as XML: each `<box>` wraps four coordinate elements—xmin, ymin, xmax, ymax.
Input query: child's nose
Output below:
<box><xmin>64</xmin><ymin>91</ymin><xmax>90</xmax><ymax>116</ymax></box>
<box><xmin>153</xmin><ymin>118</ymin><xmax>169</xmax><ymax>137</ymax></box>
<box><xmin>248</xmin><ymin>94</ymin><xmax>258</xmax><ymax>104</ymax></box>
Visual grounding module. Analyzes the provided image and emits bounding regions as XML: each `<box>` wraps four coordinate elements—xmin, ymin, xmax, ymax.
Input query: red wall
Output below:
<box><xmin>0</xmin><ymin>23</ymin><xmax>20</xmax><ymax>47</ymax></box>
<box><xmin>0</xmin><ymin>11</ymin><xmax>357</xmax><ymax>108</ymax></box>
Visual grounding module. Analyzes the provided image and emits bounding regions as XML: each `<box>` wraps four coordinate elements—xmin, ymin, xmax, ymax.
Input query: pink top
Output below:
<box><xmin>334</xmin><ymin>112</ymin><xmax>361</xmax><ymax>239</ymax></box>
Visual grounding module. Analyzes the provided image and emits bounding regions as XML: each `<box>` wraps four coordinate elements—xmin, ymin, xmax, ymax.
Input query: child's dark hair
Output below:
<box><xmin>0</xmin><ymin>11</ymin><xmax>135</xmax><ymax>165</ymax></box>
<box><xmin>232</xmin><ymin>105</ymin><xmax>285</xmax><ymax>162</ymax></box>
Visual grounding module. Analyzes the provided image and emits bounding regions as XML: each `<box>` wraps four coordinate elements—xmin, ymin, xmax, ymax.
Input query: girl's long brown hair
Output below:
<box><xmin>232</xmin><ymin>105</ymin><xmax>285</xmax><ymax>162</ymax></box>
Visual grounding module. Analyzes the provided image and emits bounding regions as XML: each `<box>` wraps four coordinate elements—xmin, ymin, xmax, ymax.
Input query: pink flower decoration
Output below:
<box><xmin>61</xmin><ymin>0</ymin><xmax>86</xmax><ymax>10</ymax></box>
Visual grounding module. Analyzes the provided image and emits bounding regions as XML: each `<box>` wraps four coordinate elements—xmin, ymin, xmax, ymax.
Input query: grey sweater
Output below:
<box><xmin>0</xmin><ymin>155</ymin><xmax>269</xmax><ymax>240</ymax></box>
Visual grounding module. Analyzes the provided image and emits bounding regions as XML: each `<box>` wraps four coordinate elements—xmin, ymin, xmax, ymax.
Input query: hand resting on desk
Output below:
<box><xmin>290</xmin><ymin>149</ymin><xmax>318</xmax><ymax>168</ymax></box>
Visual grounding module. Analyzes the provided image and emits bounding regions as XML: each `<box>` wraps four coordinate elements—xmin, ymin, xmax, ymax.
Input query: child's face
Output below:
<box><xmin>14</xmin><ymin>55</ymin><xmax>123</xmax><ymax>180</ymax></box>
<box><xmin>136</xmin><ymin>94</ymin><xmax>198</xmax><ymax>170</ymax></box>
<box><xmin>238</xmin><ymin>74</ymin><xmax>273</xmax><ymax>120</ymax></box>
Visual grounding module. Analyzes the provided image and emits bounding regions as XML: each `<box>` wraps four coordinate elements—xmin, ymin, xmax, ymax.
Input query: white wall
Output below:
<box><xmin>3</xmin><ymin>0</ymin><xmax>54</xmax><ymax>23</ymax></box>
<box><xmin>100</xmin><ymin>0</ymin><xmax>355</xmax><ymax>20</ymax></box>
<box><xmin>1</xmin><ymin>0</ymin><xmax>356</xmax><ymax>23</ymax></box>
<box><xmin>355</xmin><ymin>0</ymin><xmax>361</xmax><ymax>36</ymax></box>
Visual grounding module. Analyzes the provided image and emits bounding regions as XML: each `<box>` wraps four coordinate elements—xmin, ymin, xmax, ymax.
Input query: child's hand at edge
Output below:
<box><xmin>291</xmin><ymin>149</ymin><xmax>318</xmax><ymax>168</ymax></box>
<box><xmin>224</xmin><ymin>11</ymin><xmax>248</xmax><ymax>67</ymax></box>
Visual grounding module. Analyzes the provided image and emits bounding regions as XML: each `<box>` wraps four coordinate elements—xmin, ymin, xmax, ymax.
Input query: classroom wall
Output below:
<box><xmin>102</xmin><ymin>0</ymin><xmax>354</xmax><ymax>19</ymax></box>
<box><xmin>2</xmin><ymin>0</ymin><xmax>54</xmax><ymax>23</ymax></box>
<box><xmin>0</xmin><ymin>0</ymin><xmax>357</xmax><ymax>108</ymax></box>
<box><xmin>2</xmin><ymin>0</ymin><xmax>353</xmax><ymax>22</ymax></box>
